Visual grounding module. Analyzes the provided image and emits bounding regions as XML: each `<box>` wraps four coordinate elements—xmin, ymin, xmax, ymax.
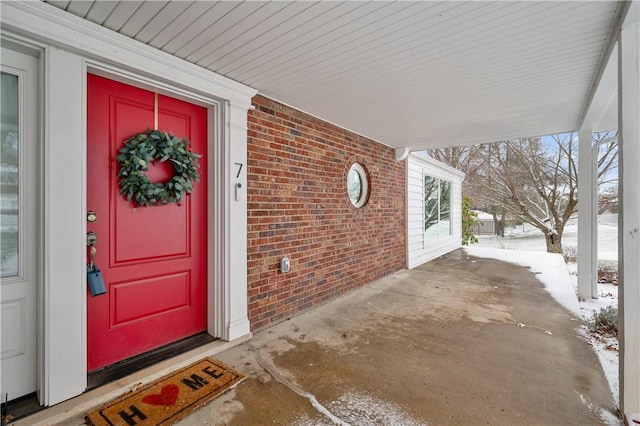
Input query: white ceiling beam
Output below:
<box><xmin>578</xmin><ymin>1</ymin><xmax>632</xmax><ymax>132</ymax></box>
<box><xmin>579</xmin><ymin>46</ymin><xmax>618</xmax><ymax>132</ymax></box>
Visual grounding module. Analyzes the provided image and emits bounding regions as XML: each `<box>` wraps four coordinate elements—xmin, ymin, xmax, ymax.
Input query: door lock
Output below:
<box><xmin>87</xmin><ymin>211</ymin><xmax>97</xmax><ymax>223</ymax></box>
<box><xmin>86</xmin><ymin>231</ymin><xmax>98</xmax><ymax>246</ymax></box>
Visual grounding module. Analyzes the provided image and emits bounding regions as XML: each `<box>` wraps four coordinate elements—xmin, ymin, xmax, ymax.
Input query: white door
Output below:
<box><xmin>1</xmin><ymin>47</ymin><xmax>39</xmax><ymax>402</ymax></box>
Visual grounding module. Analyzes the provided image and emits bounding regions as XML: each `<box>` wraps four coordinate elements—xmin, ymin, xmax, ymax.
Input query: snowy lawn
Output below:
<box><xmin>467</xmin><ymin>215</ymin><xmax>620</xmax><ymax>420</ymax></box>
<box><xmin>474</xmin><ymin>215</ymin><xmax>618</xmax><ymax>261</ymax></box>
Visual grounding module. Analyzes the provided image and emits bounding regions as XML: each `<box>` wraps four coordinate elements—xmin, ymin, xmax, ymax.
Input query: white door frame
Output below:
<box><xmin>2</xmin><ymin>1</ymin><xmax>255</xmax><ymax>406</ymax></box>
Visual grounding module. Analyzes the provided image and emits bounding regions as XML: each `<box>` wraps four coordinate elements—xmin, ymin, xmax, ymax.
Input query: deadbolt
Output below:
<box><xmin>87</xmin><ymin>211</ymin><xmax>97</xmax><ymax>223</ymax></box>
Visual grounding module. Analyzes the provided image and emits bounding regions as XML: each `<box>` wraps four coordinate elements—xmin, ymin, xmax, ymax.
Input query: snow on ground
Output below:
<box><xmin>467</xmin><ymin>215</ymin><xmax>620</xmax><ymax>420</ymax></box>
<box><xmin>568</xmin><ymin>261</ymin><xmax>620</xmax><ymax>412</ymax></box>
<box><xmin>293</xmin><ymin>391</ymin><xmax>426</xmax><ymax>426</ymax></box>
<box><xmin>475</xmin><ymin>215</ymin><xmax>618</xmax><ymax>261</ymax></box>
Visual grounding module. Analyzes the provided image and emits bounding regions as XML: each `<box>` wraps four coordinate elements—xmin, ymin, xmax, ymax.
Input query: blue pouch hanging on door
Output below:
<box><xmin>87</xmin><ymin>264</ymin><xmax>106</xmax><ymax>296</ymax></box>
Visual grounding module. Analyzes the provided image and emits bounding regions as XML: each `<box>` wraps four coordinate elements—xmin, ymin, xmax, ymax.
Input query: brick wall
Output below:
<box><xmin>246</xmin><ymin>95</ymin><xmax>406</xmax><ymax>331</ymax></box>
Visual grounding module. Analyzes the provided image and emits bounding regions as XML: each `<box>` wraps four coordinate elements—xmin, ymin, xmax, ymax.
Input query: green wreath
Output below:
<box><xmin>116</xmin><ymin>129</ymin><xmax>201</xmax><ymax>207</ymax></box>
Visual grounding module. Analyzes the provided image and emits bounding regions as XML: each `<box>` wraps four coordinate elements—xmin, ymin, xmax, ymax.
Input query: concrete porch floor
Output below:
<box><xmin>32</xmin><ymin>248</ymin><xmax>615</xmax><ymax>425</ymax></box>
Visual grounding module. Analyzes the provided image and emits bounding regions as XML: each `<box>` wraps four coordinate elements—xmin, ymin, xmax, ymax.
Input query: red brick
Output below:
<box><xmin>247</xmin><ymin>95</ymin><xmax>406</xmax><ymax>331</ymax></box>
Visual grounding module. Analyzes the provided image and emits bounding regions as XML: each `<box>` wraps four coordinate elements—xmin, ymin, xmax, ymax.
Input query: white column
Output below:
<box><xmin>619</xmin><ymin>11</ymin><xmax>640</xmax><ymax>416</ymax></box>
<box><xmin>42</xmin><ymin>47</ymin><xmax>87</xmax><ymax>405</ymax></box>
<box><xmin>577</xmin><ymin>128</ymin><xmax>597</xmax><ymax>300</ymax></box>
<box><xmin>210</xmin><ymin>101</ymin><xmax>251</xmax><ymax>341</ymax></box>
<box><xmin>226</xmin><ymin>103</ymin><xmax>251</xmax><ymax>340</ymax></box>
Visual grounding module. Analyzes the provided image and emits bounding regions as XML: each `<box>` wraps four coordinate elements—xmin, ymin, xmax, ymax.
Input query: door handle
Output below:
<box><xmin>87</xmin><ymin>231</ymin><xmax>97</xmax><ymax>246</ymax></box>
<box><xmin>87</xmin><ymin>231</ymin><xmax>98</xmax><ymax>270</ymax></box>
<box><xmin>86</xmin><ymin>231</ymin><xmax>106</xmax><ymax>296</ymax></box>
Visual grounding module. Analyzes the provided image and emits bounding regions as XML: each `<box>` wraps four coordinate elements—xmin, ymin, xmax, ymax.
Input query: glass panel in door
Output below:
<box><xmin>1</xmin><ymin>72</ymin><xmax>19</xmax><ymax>278</ymax></box>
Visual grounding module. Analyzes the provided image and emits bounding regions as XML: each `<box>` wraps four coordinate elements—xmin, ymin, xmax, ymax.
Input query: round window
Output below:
<box><xmin>347</xmin><ymin>163</ymin><xmax>369</xmax><ymax>208</ymax></box>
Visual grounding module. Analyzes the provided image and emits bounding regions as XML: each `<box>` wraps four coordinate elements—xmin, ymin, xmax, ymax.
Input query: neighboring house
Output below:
<box><xmin>598</xmin><ymin>193</ymin><xmax>619</xmax><ymax>214</ymax></box>
<box><xmin>0</xmin><ymin>1</ymin><xmax>638</xmax><ymax>420</ymax></box>
<box><xmin>471</xmin><ymin>211</ymin><xmax>496</xmax><ymax>236</ymax></box>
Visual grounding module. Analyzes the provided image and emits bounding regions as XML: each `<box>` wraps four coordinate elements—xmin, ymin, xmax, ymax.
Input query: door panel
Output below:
<box><xmin>110</xmin><ymin>271</ymin><xmax>191</xmax><ymax>327</ymax></box>
<box><xmin>114</xmin><ymin>203</ymin><xmax>189</xmax><ymax>263</ymax></box>
<box><xmin>87</xmin><ymin>75</ymin><xmax>208</xmax><ymax>372</ymax></box>
<box><xmin>1</xmin><ymin>299</ymin><xmax>26</xmax><ymax>359</ymax></box>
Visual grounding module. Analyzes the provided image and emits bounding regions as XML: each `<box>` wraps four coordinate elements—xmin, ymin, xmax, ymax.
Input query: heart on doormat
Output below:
<box><xmin>142</xmin><ymin>384</ymin><xmax>179</xmax><ymax>406</ymax></box>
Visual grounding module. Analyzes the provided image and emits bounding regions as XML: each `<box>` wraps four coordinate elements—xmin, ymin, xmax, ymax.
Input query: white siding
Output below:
<box><xmin>407</xmin><ymin>153</ymin><xmax>465</xmax><ymax>269</ymax></box>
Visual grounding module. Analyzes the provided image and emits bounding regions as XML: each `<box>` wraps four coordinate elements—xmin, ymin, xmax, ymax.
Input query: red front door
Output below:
<box><xmin>86</xmin><ymin>74</ymin><xmax>208</xmax><ymax>372</ymax></box>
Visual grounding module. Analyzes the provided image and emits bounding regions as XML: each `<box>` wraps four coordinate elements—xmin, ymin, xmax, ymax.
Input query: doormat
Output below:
<box><xmin>86</xmin><ymin>357</ymin><xmax>244</xmax><ymax>426</ymax></box>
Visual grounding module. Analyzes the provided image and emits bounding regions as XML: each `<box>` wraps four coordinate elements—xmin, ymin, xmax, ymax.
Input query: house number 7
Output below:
<box><xmin>234</xmin><ymin>162</ymin><xmax>243</xmax><ymax>178</ymax></box>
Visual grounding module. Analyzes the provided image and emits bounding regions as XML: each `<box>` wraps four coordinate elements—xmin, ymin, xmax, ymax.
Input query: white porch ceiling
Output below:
<box><xmin>43</xmin><ymin>1</ymin><xmax>624</xmax><ymax>149</ymax></box>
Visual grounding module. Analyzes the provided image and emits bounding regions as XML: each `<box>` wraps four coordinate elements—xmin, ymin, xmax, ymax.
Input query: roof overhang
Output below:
<box><xmin>13</xmin><ymin>1</ymin><xmax>635</xmax><ymax>148</ymax></box>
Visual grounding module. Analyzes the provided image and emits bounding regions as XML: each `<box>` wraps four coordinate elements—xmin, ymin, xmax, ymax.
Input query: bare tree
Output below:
<box><xmin>428</xmin><ymin>146</ymin><xmax>479</xmax><ymax>171</ymax></box>
<box><xmin>479</xmin><ymin>136</ymin><xmax>575</xmax><ymax>253</ymax></box>
<box><xmin>429</xmin><ymin>131</ymin><xmax>618</xmax><ymax>254</ymax></box>
<box><xmin>427</xmin><ymin>145</ymin><xmax>484</xmax><ymax>196</ymax></box>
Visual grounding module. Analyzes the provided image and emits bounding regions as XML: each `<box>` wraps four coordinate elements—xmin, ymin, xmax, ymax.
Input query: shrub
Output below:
<box><xmin>587</xmin><ymin>306</ymin><xmax>618</xmax><ymax>337</ymax></box>
<box><xmin>462</xmin><ymin>195</ymin><xmax>479</xmax><ymax>246</ymax></box>
<box><xmin>563</xmin><ymin>246</ymin><xmax>577</xmax><ymax>263</ymax></box>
